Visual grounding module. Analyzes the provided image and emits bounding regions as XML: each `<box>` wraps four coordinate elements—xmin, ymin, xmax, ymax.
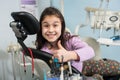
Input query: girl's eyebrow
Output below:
<box><xmin>42</xmin><ymin>22</ymin><xmax>48</xmax><ymax>24</ymax></box>
<box><xmin>42</xmin><ymin>21</ymin><xmax>60</xmax><ymax>24</ymax></box>
<box><xmin>54</xmin><ymin>21</ymin><xmax>60</xmax><ymax>23</ymax></box>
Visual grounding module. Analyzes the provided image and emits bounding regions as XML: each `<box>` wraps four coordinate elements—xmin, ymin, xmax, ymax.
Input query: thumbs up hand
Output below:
<box><xmin>52</xmin><ymin>40</ymin><xmax>70</xmax><ymax>62</ymax></box>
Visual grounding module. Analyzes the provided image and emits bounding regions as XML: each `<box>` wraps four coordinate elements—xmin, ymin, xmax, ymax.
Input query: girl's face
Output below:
<box><xmin>41</xmin><ymin>15</ymin><xmax>62</xmax><ymax>43</ymax></box>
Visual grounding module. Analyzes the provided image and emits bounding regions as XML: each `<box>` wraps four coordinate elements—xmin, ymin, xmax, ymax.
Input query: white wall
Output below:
<box><xmin>0</xmin><ymin>0</ymin><xmax>39</xmax><ymax>51</ymax></box>
<box><xmin>0</xmin><ymin>0</ymin><xmax>20</xmax><ymax>51</ymax></box>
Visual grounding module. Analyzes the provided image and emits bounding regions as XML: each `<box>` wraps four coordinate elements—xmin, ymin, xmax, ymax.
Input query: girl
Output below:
<box><xmin>36</xmin><ymin>7</ymin><xmax>120</xmax><ymax>80</ymax></box>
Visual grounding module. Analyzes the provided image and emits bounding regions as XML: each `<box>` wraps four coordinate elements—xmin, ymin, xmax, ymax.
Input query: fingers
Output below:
<box><xmin>57</xmin><ymin>40</ymin><xmax>64</xmax><ymax>49</ymax></box>
<box><xmin>52</xmin><ymin>55</ymin><xmax>64</xmax><ymax>63</ymax></box>
<box><xmin>52</xmin><ymin>40</ymin><xmax>66</xmax><ymax>62</ymax></box>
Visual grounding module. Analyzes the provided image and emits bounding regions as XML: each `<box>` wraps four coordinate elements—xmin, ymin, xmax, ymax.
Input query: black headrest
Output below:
<box><xmin>11</xmin><ymin>11</ymin><xmax>39</xmax><ymax>35</ymax></box>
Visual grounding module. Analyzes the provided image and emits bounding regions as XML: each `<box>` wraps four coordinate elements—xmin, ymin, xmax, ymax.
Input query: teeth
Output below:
<box><xmin>47</xmin><ymin>33</ymin><xmax>56</xmax><ymax>35</ymax></box>
<box><xmin>50</xmin><ymin>33</ymin><xmax>55</xmax><ymax>35</ymax></box>
<box><xmin>47</xmin><ymin>34</ymin><xmax>55</xmax><ymax>37</ymax></box>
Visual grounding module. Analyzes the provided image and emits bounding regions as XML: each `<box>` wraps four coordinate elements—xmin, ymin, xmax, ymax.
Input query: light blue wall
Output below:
<box><xmin>0</xmin><ymin>0</ymin><xmax>120</xmax><ymax>62</ymax></box>
<box><xmin>52</xmin><ymin>0</ymin><xmax>120</xmax><ymax>62</ymax></box>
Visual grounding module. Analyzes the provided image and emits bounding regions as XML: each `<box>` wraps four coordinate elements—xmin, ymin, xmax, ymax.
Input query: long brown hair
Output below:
<box><xmin>36</xmin><ymin>7</ymin><xmax>66</xmax><ymax>49</ymax></box>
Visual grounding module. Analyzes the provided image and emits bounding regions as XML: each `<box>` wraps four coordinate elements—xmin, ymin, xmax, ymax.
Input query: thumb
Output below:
<box><xmin>57</xmin><ymin>40</ymin><xmax>64</xmax><ymax>49</ymax></box>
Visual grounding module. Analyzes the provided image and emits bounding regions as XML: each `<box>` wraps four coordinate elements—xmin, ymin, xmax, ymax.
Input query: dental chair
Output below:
<box><xmin>9</xmin><ymin>11</ymin><xmax>84</xmax><ymax>80</ymax></box>
<box><xmin>9</xmin><ymin>11</ymin><xmax>120</xmax><ymax>80</ymax></box>
<box><xmin>82</xmin><ymin>37</ymin><xmax>101</xmax><ymax>60</ymax></box>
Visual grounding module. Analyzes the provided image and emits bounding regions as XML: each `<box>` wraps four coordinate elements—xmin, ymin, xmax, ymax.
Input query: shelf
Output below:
<box><xmin>97</xmin><ymin>38</ymin><xmax>120</xmax><ymax>46</ymax></box>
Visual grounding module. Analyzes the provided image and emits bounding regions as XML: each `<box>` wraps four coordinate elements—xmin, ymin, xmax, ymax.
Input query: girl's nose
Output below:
<box><xmin>48</xmin><ymin>26</ymin><xmax>54</xmax><ymax>32</ymax></box>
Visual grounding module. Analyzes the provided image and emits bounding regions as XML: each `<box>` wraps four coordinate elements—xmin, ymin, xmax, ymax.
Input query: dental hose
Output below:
<box><xmin>22</xmin><ymin>48</ymin><xmax>34</xmax><ymax>77</ymax></box>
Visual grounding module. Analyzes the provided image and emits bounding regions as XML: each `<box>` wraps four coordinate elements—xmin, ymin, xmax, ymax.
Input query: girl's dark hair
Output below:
<box><xmin>36</xmin><ymin>7</ymin><xmax>66</xmax><ymax>49</ymax></box>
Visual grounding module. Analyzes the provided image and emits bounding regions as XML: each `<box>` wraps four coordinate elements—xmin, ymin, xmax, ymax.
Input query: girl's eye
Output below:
<box><xmin>53</xmin><ymin>24</ymin><xmax>58</xmax><ymax>27</ymax></box>
<box><xmin>43</xmin><ymin>25</ymin><xmax>49</xmax><ymax>28</ymax></box>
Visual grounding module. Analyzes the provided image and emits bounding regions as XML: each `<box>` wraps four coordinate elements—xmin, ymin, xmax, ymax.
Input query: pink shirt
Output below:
<box><xmin>41</xmin><ymin>36</ymin><xmax>95</xmax><ymax>72</ymax></box>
